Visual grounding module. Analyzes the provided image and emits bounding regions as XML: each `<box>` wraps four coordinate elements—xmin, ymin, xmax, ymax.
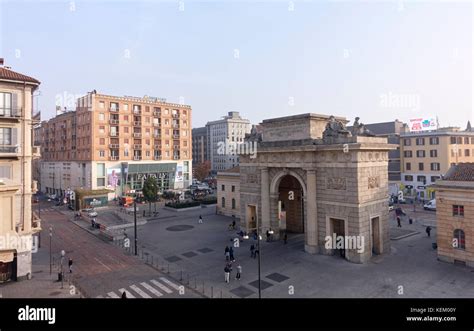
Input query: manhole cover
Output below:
<box><xmin>166</xmin><ymin>225</ymin><xmax>194</xmax><ymax>232</ymax></box>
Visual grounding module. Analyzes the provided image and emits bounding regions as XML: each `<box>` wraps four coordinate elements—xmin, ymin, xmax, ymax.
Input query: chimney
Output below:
<box><xmin>0</xmin><ymin>58</ymin><xmax>3</xmax><ymax>66</ymax></box>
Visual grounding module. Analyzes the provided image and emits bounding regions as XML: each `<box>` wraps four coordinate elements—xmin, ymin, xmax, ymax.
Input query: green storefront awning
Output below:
<box><xmin>126</xmin><ymin>163</ymin><xmax>177</xmax><ymax>174</ymax></box>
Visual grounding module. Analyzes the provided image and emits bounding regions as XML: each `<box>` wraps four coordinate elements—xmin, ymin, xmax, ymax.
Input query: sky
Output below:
<box><xmin>0</xmin><ymin>0</ymin><xmax>472</xmax><ymax>129</ymax></box>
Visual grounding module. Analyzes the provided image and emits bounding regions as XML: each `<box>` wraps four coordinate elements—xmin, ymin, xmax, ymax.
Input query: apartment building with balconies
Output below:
<box><xmin>400</xmin><ymin>125</ymin><xmax>474</xmax><ymax>200</ymax></box>
<box><xmin>0</xmin><ymin>62</ymin><xmax>40</xmax><ymax>282</ymax></box>
<box><xmin>39</xmin><ymin>91</ymin><xmax>192</xmax><ymax>199</ymax></box>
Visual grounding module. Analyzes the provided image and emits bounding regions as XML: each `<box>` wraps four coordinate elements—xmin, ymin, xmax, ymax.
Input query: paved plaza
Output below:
<box><xmin>123</xmin><ymin>205</ymin><xmax>474</xmax><ymax>298</ymax></box>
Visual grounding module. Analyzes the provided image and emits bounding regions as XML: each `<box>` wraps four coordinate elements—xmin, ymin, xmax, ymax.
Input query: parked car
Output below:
<box><xmin>424</xmin><ymin>199</ymin><xmax>436</xmax><ymax>211</ymax></box>
<box><xmin>388</xmin><ymin>205</ymin><xmax>394</xmax><ymax>211</ymax></box>
<box><xmin>88</xmin><ymin>211</ymin><xmax>98</xmax><ymax>217</ymax></box>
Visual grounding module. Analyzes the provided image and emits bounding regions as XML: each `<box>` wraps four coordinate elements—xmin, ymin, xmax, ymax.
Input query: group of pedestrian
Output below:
<box><xmin>224</xmin><ymin>261</ymin><xmax>242</xmax><ymax>283</ymax></box>
<box><xmin>250</xmin><ymin>244</ymin><xmax>259</xmax><ymax>259</ymax></box>
<box><xmin>224</xmin><ymin>246</ymin><xmax>235</xmax><ymax>262</ymax></box>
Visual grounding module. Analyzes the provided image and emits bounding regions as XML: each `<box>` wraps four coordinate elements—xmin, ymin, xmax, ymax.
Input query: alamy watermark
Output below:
<box><xmin>325</xmin><ymin>234</ymin><xmax>365</xmax><ymax>253</ymax></box>
<box><xmin>380</xmin><ymin>91</ymin><xmax>420</xmax><ymax>112</ymax></box>
<box><xmin>0</xmin><ymin>234</ymin><xmax>38</xmax><ymax>253</ymax></box>
<box><xmin>217</xmin><ymin>141</ymin><xmax>258</xmax><ymax>159</ymax></box>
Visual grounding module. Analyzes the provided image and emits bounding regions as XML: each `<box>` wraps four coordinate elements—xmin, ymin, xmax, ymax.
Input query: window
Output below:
<box><xmin>465</xmin><ymin>149</ymin><xmax>470</xmax><ymax>157</ymax></box>
<box><xmin>221</xmin><ymin>185</ymin><xmax>225</xmax><ymax>191</ymax></box>
<box><xmin>231</xmin><ymin>185</ymin><xmax>235</xmax><ymax>192</ymax></box>
<box><xmin>0</xmin><ymin>92</ymin><xmax>13</xmax><ymax>115</ymax></box>
<box><xmin>99</xmin><ymin>101</ymin><xmax>105</xmax><ymax>109</ymax></box>
<box><xmin>123</xmin><ymin>104</ymin><xmax>129</xmax><ymax>111</ymax></box>
<box><xmin>98</xmin><ymin>113</ymin><xmax>105</xmax><ymax>121</ymax></box>
<box><xmin>450</xmin><ymin>137</ymin><xmax>457</xmax><ymax>144</ymax></box>
<box><xmin>465</xmin><ymin>137</ymin><xmax>469</xmax><ymax>144</ymax></box>
<box><xmin>417</xmin><ymin>175</ymin><xmax>426</xmax><ymax>183</ymax></box>
<box><xmin>416</xmin><ymin>150</ymin><xmax>425</xmax><ymax>157</ymax></box>
<box><xmin>429</xmin><ymin>137</ymin><xmax>439</xmax><ymax>145</ymax></box>
<box><xmin>96</xmin><ymin>163</ymin><xmax>106</xmax><ymax>187</ymax></box>
<box><xmin>416</xmin><ymin>138</ymin><xmax>425</xmax><ymax>145</ymax></box>
<box><xmin>406</xmin><ymin>162</ymin><xmax>411</xmax><ymax>171</ymax></box>
<box><xmin>124</xmin><ymin>149</ymin><xmax>129</xmax><ymax>157</ymax></box>
<box><xmin>0</xmin><ymin>164</ymin><xmax>11</xmax><ymax>178</ymax></box>
<box><xmin>232</xmin><ymin>198</ymin><xmax>236</xmax><ymax>209</ymax></box>
<box><xmin>430</xmin><ymin>150</ymin><xmax>438</xmax><ymax>157</ymax></box>
<box><xmin>99</xmin><ymin>126</ymin><xmax>105</xmax><ymax>134</ymax></box>
<box><xmin>99</xmin><ymin>138</ymin><xmax>105</xmax><ymax>145</ymax></box>
<box><xmin>124</xmin><ymin>115</ymin><xmax>129</xmax><ymax>122</ymax></box>
<box><xmin>0</xmin><ymin>127</ymin><xmax>13</xmax><ymax>145</ymax></box>
<box><xmin>404</xmin><ymin>175</ymin><xmax>413</xmax><ymax>181</ymax></box>
<box><xmin>430</xmin><ymin>176</ymin><xmax>439</xmax><ymax>183</ymax></box>
<box><xmin>404</xmin><ymin>151</ymin><xmax>412</xmax><ymax>157</ymax></box>
<box><xmin>221</xmin><ymin>197</ymin><xmax>225</xmax><ymax>208</ymax></box>
<box><xmin>430</xmin><ymin>163</ymin><xmax>440</xmax><ymax>171</ymax></box>
<box><xmin>97</xmin><ymin>178</ymin><xmax>105</xmax><ymax>186</ymax></box>
<box><xmin>457</xmin><ymin>137</ymin><xmax>462</xmax><ymax>144</ymax></box>
<box><xmin>99</xmin><ymin>150</ymin><xmax>105</xmax><ymax>157</ymax></box>
<box><xmin>453</xmin><ymin>205</ymin><xmax>464</xmax><ymax>217</ymax></box>
<box><xmin>453</xmin><ymin>229</ymin><xmax>465</xmax><ymax>250</ymax></box>
<box><xmin>146</xmin><ymin>151</ymin><xmax>150</xmax><ymax>157</ymax></box>
<box><xmin>471</xmin><ymin>137</ymin><xmax>474</xmax><ymax>144</ymax></box>
<box><xmin>418</xmin><ymin>163</ymin><xmax>424</xmax><ymax>171</ymax></box>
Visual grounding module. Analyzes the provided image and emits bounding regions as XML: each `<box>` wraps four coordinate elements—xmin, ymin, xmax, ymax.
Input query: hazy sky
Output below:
<box><xmin>1</xmin><ymin>0</ymin><xmax>472</xmax><ymax>128</ymax></box>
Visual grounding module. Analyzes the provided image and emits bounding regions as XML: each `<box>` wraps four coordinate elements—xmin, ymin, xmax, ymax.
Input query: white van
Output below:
<box><xmin>424</xmin><ymin>199</ymin><xmax>436</xmax><ymax>211</ymax></box>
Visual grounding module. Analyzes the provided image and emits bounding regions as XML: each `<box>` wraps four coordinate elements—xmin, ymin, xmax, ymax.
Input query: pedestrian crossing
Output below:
<box><xmin>96</xmin><ymin>277</ymin><xmax>182</xmax><ymax>299</ymax></box>
<box><xmin>39</xmin><ymin>207</ymin><xmax>60</xmax><ymax>213</ymax></box>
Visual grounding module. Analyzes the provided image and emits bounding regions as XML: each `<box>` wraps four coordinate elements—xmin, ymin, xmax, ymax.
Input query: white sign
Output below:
<box><xmin>409</xmin><ymin>117</ymin><xmax>437</xmax><ymax>132</ymax></box>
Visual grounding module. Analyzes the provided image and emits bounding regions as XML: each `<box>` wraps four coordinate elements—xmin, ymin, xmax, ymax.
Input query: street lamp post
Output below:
<box><xmin>49</xmin><ymin>227</ymin><xmax>52</xmax><ymax>275</ymax></box>
<box><xmin>60</xmin><ymin>250</ymin><xmax>65</xmax><ymax>289</ymax></box>
<box><xmin>134</xmin><ymin>199</ymin><xmax>138</xmax><ymax>256</ymax></box>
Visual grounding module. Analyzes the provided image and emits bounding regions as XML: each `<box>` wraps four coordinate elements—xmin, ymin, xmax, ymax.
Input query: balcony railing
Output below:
<box><xmin>0</xmin><ymin>145</ymin><xmax>19</xmax><ymax>154</ymax></box>
<box><xmin>0</xmin><ymin>108</ymin><xmax>22</xmax><ymax>119</ymax></box>
<box><xmin>110</xmin><ymin>132</ymin><xmax>119</xmax><ymax>137</ymax></box>
<box><xmin>173</xmin><ymin>145</ymin><xmax>180</xmax><ymax>149</ymax></box>
<box><xmin>133</xmin><ymin>121</ymin><xmax>142</xmax><ymax>126</ymax></box>
<box><xmin>172</xmin><ymin>114</ymin><xmax>179</xmax><ymax>118</ymax></box>
<box><xmin>133</xmin><ymin>133</ymin><xmax>142</xmax><ymax>138</ymax></box>
<box><xmin>133</xmin><ymin>109</ymin><xmax>141</xmax><ymax>114</ymax></box>
<box><xmin>172</xmin><ymin>124</ymin><xmax>179</xmax><ymax>128</ymax></box>
<box><xmin>109</xmin><ymin>107</ymin><xmax>119</xmax><ymax>112</ymax></box>
<box><xmin>154</xmin><ymin>155</ymin><xmax>162</xmax><ymax>160</ymax></box>
<box><xmin>153</xmin><ymin>122</ymin><xmax>161</xmax><ymax>127</ymax></box>
<box><xmin>109</xmin><ymin>119</ymin><xmax>119</xmax><ymax>125</ymax></box>
<box><xmin>173</xmin><ymin>155</ymin><xmax>180</xmax><ymax>160</ymax></box>
<box><xmin>133</xmin><ymin>144</ymin><xmax>142</xmax><ymax>149</ymax></box>
<box><xmin>133</xmin><ymin>156</ymin><xmax>142</xmax><ymax>160</ymax></box>
<box><xmin>173</xmin><ymin>135</ymin><xmax>180</xmax><ymax>139</ymax></box>
<box><xmin>109</xmin><ymin>144</ymin><xmax>120</xmax><ymax>148</ymax></box>
<box><xmin>109</xmin><ymin>156</ymin><xmax>119</xmax><ymax>161</ymax></box>
<box><xmin>153</xmin><ymin>111</ymin><xmax>161</xmax><ymax>116</ymax></box>
<box><xmin>153</xmin><ymin>133</ymin><xmax>161</xmax><ymax>138</ymax></box>
<box><xmin>154</xmin><ymin>145</ymin><xmax>161</xmax><ymax>150</ymax></box>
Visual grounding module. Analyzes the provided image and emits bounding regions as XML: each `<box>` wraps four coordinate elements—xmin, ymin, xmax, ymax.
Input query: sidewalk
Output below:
<box><xmin>0</xmin><ymin>239</ymin><xmax>81</xmax><ymax>298</ymax></box>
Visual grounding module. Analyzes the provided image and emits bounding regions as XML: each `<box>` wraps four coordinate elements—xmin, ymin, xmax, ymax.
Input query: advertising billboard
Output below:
<box><xmin>409</xmin><ymin>117</ymin><xmax>437</xmax><ymax>132</ymax></box>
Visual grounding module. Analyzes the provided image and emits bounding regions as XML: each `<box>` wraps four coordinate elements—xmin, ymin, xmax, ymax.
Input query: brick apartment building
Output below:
<box><xmin>38</xmin><ymin>91</ymin><xmax>192</xmax><ymax>200</ymax></box>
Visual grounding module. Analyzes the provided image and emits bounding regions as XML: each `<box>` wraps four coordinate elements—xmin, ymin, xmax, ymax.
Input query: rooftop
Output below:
<box><xmin>0</xmin><ymin>66</ymin><xmax>40</xmax><ymax>85</ymax></box>
<box><xmin>443</xmin><ymin>163</ymin><xmax>474</xmax><ymax>182</ymax></box>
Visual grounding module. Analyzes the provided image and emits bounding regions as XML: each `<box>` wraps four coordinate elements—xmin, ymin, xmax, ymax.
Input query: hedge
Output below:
<box><xmin>200</xmin><ymin>197</ymin><xmax>217</xmax><ymax>205</ymax></box>
<box><xmin>165</xmin><ymin>201</ymin><xmax>201</xmax><ymax>209</ymax></box>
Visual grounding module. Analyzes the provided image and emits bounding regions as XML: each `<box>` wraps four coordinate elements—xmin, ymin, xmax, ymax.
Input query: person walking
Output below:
<box><xmin>426</xmin><ymin>226</ymin><xmax>432</xmax><ymax>237</ymax></box>
<box><xmin>397</xmin><ymin>216</ymin><xmax>401</xmax><ymax>228</ymax></box>
<box><xmin>121</xmin><ymin>291</ymin><xmax>127</xmax><ymax>299</ymax></box>
<box><xmin>266</xmin><ymin>230</ymin><xmax>270</xmax><ymax>242</ymax></box>
<box><xmin>225</xmin><ymin>246</ymin><xmax>230</xmax><ymax>261</ymax></box>
<box><xmin>229</xmin><ymin>246</ymin><xmax>235</xmax><ymax>262</ymax></box>
<box><xmin>283</xmin><ymin>233</ymin><xmax>288</xmax><ymax>245</ymax></box>
<box><xmin>250</xmin><ymin>244</ymin><xmax>255</xmax><ymax>258</ymax></box>
<box><xmin>235</xmin><ymin>265</ymin><xmax>242</xmax><ymax>280</ymax></box>
<box><xmin>68</xmin><ymin>258</ymin><xmax>73</xmax><ymax>273</ymax></box>
<box><xmin>224</xmin><ymin>265</ymin><xmax>230</xmax><ymax>283</ymax></box>
<box><xmin>198</xmin><ymin>215</ymin><xmax>203</xmax><ymax>224</ymax></box>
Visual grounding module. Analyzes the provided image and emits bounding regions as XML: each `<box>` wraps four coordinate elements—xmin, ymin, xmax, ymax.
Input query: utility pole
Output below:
<box><xmin>134</xmin><ymin>199</ymin><xmax>137</xmax><ymax>256</ymax></box>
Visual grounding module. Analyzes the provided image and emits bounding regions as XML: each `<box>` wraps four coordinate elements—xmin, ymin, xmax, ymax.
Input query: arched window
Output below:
<box><xmin>232</xmin><ymin>198</ymin><xmax>236</xmax><ymax>209</ymax></box>
<box><xmin>222</xmin><ymin>197</ymin><xmax>225</xmax><ymax>208</ymax></box>
<box><xmin>453</xmin><ymin>229</ymin><xmax>465</xmax><ymax>250</ymax></box>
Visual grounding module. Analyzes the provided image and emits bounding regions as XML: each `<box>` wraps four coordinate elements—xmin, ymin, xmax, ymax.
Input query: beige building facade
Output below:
<box><xmin>0</xmin><ymin>64</ymin><xmax>41</xmax><ymax>282</ymax></box>
<box><xmin>39</xmin><ymin>91</ymin><xmax>193</xmax><ymax>200</ymax></box>
<box><xmin>433</xmin><ymin>163</ymin><xmax>474</xmax><ymax>268</ymax></box>
<box><xmin>400</xmin><ymin>127</ymin><xmax>474</xmax><ymax>200</ymax></box>
<box><xmin>216</xmin><ymin>166</ymin><xmax>241</xmax><ymax>219</ymax></box>
<box><xmin>239</xmin><ymin>113</ymin><xmax>396</xmax><ymax>264</ymax></box>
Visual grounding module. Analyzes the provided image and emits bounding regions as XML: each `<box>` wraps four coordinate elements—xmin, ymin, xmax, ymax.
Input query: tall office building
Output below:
<box><xmin>192</xmin><ymin>126</ymin><xmax>208</xmax><ymax>165</ymax></box>
<box><xmin>0</xmin><ymin>62</ymin><xmax>41</xmax><ymax>282</ymax></box>
<box><xmin>206</xmin><ymin>111</ymin><xmax>251</xmax><ymax>173</ymax></box>
<box><xmin>39</xmin><ymin>91</ymin><xmax>192</xmax><ymax>199</ymax></box>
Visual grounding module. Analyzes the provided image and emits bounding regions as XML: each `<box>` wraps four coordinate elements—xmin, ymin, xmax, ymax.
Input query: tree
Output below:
<box><xmin>194</xmin><ymin>161</ymin><xmax>211</xmax><ymax>182</ymax></box>
<box><xmin>142</xmin><ymin>176</ymin><xmax>159</xmax><ymax>216</ymax></box>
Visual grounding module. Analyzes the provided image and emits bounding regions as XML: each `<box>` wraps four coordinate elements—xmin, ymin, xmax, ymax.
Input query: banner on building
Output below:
<box><xmin>408</xmin><ymin>117</ymin><xmax>437</xmax><ymax>132</ymax></box>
